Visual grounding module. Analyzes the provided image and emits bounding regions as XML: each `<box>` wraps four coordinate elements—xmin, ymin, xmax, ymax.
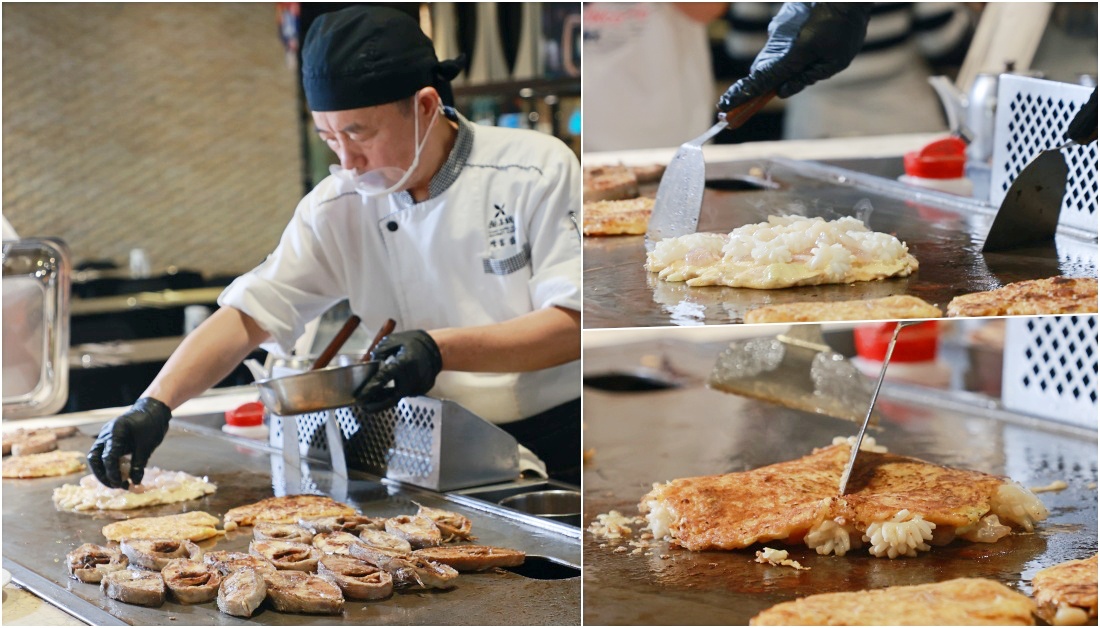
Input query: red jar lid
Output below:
<box><xmin>904</xmin><ymin>137</ymin><xmax>966</xmax><ymax>179</ymax></box>
<box><xmin>225</xmin><ymin>401</ymin><xmax>265</xmax><ymax>427</ymax></box>
<box><xmin>853</xmin><ymin>321</ymin><xmax>940</xmax><ymax>362</ymax></box>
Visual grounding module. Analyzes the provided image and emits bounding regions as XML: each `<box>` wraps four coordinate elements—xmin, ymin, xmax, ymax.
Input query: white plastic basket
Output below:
<box><xmin>991</xmin><ymin>75</ymin><xmax>1097</xmax><ymax>234</ymax></box>
<box><xmin>1002</xmin><ymin>315</ymin><xmax>1097</xmax><ymax>428</ymax></box>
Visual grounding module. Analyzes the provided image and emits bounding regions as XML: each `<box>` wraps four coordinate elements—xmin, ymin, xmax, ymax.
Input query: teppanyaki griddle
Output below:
<box><xmin>583</xmin><ymin>158</ymin><xmax>1098</xmax><ymax>328</ymax></box>
<box><xmin>581</xmin><ymin>339</ymin><xmax>1097</xmax><ymax>625</ymax></box>
<box><xmin>1</xmin><ymin>422</ymin><xmax>580</xmax><ymax>626</ymax></box>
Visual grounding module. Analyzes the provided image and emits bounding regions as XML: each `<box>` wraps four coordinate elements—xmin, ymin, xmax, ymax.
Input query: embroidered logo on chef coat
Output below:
<box><xmin>482</xmin><ymin>203</ymin><xmax>530</xmax><ymax>275</ymax></box>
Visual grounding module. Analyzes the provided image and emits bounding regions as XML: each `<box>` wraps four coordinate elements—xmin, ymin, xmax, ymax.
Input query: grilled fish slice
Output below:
<box><xmin>358</xmin><ymin>528</ymin><xmax>413</xmax><ymax>554</ymax></box>
<box><xmin>254</xmin><ymin>522</ymin><xmax>313</xmax><ymax>544</ymax></box>
<box><xmin>101</xmin><ymin>569</ymin><xmax>166</xmax><ymax>607</ymax></box>
<box><xmin>162</xmin><ymin>558</ymin><xmax>222</xmax><ymax>604</ymax></box>
<box><xmin>414</xmin><ymin>503</ymin><xmax>475</xmax><ymax>541</ymax></box>
<box><xmin>250</xmin><ymin>539</ymin><xmax>320</xmax><ymax>572</ymax></box>
<box><xmin>312</xmin><ymin>531</ymin><xmax>364</xmax><ymax>555</ymax></box>
<box><xmin>66</xmin><ymin>543</ymin><xmax>128</xmax><ymax>583</ymax></box>
<box><xmin>318</xmin><ymin>554</ymin><xmax>394</xmax><ymax>601</ymax></box>
<box><xmin>298</xmin><ymin>515</ymin><xmax>385</xmax><ymax>535</ymax></box>
<box><xmin>218</xmin><ymin>567</ymin><xmax>267</xmax><ymax>618</ymax></box>
<box><xmin>412</xmin><ymin>545</ymin><xmax>525</xmax><ymax>572</ymax></box>
<box><xmin>263</xmin><ymin>570</ymin><xmax>344</xmax><ymax>615</ymax></box>
<box><xmin>349</xmin><ymin>543</ymin><xmax>456</xmax><ymax>590</ymax></box>
<box><xmin>10</xmin><ymin>431</ymin><xmax>57</xmax><ymax>456</ymax></box>
<box><xmin>385</xmin><ymin>515</ymin><xmax>442</xmax><ymax>549</ymax></box>
<box><xmin>204</xmin><ymin>550</ymin><xmax>276</xmax><ymax>576</ymax></box>
<box><xmin>120</xmin><ymin>538</ymin><xmax>203</xmax><ymax>571</ymax></box>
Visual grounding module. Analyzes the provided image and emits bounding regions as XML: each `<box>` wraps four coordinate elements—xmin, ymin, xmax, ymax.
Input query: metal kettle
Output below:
<box><xmin>928</xmin><ymin>73</ymin><xmax>1000</xmax><ymax>163</ymax></box>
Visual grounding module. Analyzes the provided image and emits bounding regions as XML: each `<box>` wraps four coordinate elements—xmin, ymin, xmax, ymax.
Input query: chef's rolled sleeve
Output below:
<box><xmin>218</xmin><ymin>197</ymin><xmax>346</xmax><ymax>354</ymax></box>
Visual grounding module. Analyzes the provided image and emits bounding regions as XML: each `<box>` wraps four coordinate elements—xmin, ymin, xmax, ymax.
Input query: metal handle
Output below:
<box><xmin>311</xmin><ymin>315</ymin><xmax>362</xmax><ymax>371</ymax></box>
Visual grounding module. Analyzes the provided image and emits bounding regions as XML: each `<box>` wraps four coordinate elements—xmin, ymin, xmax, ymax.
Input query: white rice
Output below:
<box><xmin>989</xmin><ymin>482</ymin><xmax>1049</xmax><ymax>532</ymax></box>
<box><xmin>862</xmin><ymin>509</ymin><xmax>935</xmax><ymax>559</ymax></box>
<box><xmin>648</xmin><ymin>232</ymin><xmax>727</xmax><ymax>268</ymax></box>
<box><xmin>640</xmin><ymin>483</ymin><xmax>676</xmax><ymax>541</ymax></box>
<box><xmin>804</xmin><ymin>518</ymin><xmax>858</xmax><ymax>556</ymax></box>
<box><xmin>587</xmin><ymin>510</ymin><xmax>647</xmax><ymax>541</ymax></box>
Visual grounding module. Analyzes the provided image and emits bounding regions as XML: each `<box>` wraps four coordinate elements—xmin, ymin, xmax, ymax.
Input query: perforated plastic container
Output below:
<box><xmin>990</xmin><ymin>75</ymin><xmax>1097</xmax><ymax>234</ymax></box>
<box><xmin>1002</xmin><ymin>315</ymin><xmax>1097</xmax><ymax>428</ymax></box>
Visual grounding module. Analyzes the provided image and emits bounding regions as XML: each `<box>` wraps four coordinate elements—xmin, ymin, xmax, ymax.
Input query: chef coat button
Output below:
<box><xmin>386</xmin><ymin>221</ymin><xmax>399</xmax><ymax>232</ymax></box>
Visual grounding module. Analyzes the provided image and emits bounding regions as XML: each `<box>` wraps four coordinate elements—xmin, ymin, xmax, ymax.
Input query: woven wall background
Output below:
<box><xmin>3</xmin><ymin>3</ymin><xmax>303</xmax><ymax>277</ymax></box>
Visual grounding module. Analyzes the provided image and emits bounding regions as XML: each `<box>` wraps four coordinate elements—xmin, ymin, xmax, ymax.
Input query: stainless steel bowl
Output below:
<box><xmin>255</xmin><ymin>362</ymin><xmax>379</xmax><ymax>415</ymax></box>
<box><xmin>499</xmin><ymin>490</ymin><xmax>581</xmax><ymax>525</ymax></box>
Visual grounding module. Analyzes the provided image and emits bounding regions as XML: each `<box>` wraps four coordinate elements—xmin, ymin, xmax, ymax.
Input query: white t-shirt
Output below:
<box><xmin>220</xmin><ymin>115</ymin><xmax>581</xmax><ymax>424</ymax></box>
<box><xmin>582</xmin><ymin>3</ymin><xmax>716</xmax><ymax>151</ymax></box>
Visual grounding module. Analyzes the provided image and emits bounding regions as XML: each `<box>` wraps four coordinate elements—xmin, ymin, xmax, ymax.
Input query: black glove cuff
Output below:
<box><xmin>415</xmin><ymin>331</ymin><xmax>444</xmax><ymax>376</ymax></box>
<box><xmin>133</xmin><ymin>397</ymin><xmax>172</xmax><ymax>424</ymax></box>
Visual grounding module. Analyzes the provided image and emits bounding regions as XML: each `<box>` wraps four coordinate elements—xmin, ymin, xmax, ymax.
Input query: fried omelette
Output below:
<box><xmin>946</xmin><ymin>276</ymin><xmax>1098</xmax><ymax>317</ymax></box>
<box><xmin>749</xmin><ymin>578</ymin><xmax>1037</xmax><ymax>625</ymax></box>
<box><xmin>224</xmin><ymin>495</ymin><xmax>357</xmax><ymax>527</ymax></box>
<box><xmin>1032</xmin><ymin>554</ymin><xmax>1098</xmax><ymax>625</ymax></box>
<box><xmin>2</xmin><ymin>450</ymin><xmax>85</xmax><ymax>478</ymax></box>
<box><xmin>582</xmin><ymin>197</ymin><xmax>654</xmax><ymax>236</ymax></box>
<box><xmin>583</xmin><ymin>164</ymin><xmax>638</xmax><ymax>202</ymax></box>
<box><xmin>640</xmin><ymin>443</ymin><xmax>1045</xmax><ymax>554</ymax></box>
<box><xmin>102</xmin><ymin>511</ymin><xmax>223</xmax><ymax>542</ymax></box>
<box><xmin>744</xmin><ymin>295</ymin><xmax>943</xmax><ymax>323</ymax></box>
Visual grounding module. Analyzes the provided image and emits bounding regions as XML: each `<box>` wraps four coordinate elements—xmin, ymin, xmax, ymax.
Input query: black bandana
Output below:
<box><xmin>301</xmin><ymin>5</ymin><xmax>463</xmax><ymax>111</ymax></box>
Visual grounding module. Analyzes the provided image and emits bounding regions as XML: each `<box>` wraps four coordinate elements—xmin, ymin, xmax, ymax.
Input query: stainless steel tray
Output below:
<box><xmin>582</xmin><ymin>340</ymin><xmax>1098</xmax><ymax>625</ymax></box>
<box><xmin>583</xmin><ymin>158</ymin><xmax>1098</xmax><ymax>327</ymax></box>
<box><xmin>2</xmin><ymin>422</ymin><xmax>580</xmax><ymax>626</ymax></box>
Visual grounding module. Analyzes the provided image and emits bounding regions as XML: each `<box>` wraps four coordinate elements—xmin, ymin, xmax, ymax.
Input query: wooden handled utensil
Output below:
<box><xmin>310</xmin><ymin>315</ymin><xmax>361</xmax><ymax>371</ymax></box>
<box><xmin>363</xmin><ymin>318</ymin><xmax>397</xmax><ymax>362</ymax></box>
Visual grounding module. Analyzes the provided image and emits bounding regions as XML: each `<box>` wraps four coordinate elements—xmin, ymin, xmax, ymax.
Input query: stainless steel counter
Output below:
<box><xmin>582</xmin><ymin>339</ymin><xmax>1098</xmax><ymax>625</ymax></box>
<box><xmin>583</xmin><ymin>158</ymin><xmax>1097</xmax><ymax>328</ymax></box>
<box><xmin>2</xmin><ymin>421</ymin><xmax>580</xmax><ymax>625</ymax></box>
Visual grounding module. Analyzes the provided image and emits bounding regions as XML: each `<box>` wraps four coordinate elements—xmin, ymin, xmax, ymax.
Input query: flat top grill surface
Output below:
<box><xmin>582</xmin><ymin>341</ymin><xmax>1098</xmax><ymax>625</ymax></box>
<box><xmin>2</xmin><ymin>424</ymin><xmax>580</xmax><ymax>626</ymax></box>
<box><xmin>583</xmin><ymin>159</ymin><xmax>1097</xmax><ymax>328</ymax></box>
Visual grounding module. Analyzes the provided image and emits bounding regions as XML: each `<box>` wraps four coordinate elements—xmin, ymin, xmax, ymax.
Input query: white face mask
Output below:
<box><xmin>329</xmin><ymin>98</ymin><xmax>442</xmax><ymax>198</ymax></box>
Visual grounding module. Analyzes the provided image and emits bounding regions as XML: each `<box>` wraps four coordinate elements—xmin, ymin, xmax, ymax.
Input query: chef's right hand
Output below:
<box><xmin>87</xmin><ymin>397</ymin><xmax>172</xmax><ymax>489</ymax></box>
<box><xmin>717</xmin><ymin>2</ymin><xmax>873</xmax><ymax>112</ymax></box>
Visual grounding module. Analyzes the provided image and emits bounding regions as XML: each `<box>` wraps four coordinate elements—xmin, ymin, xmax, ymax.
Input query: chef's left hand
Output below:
<box><xmin>356</xmin><ymin>330</ymin><xmax>443</xmax><ymax>411</ymax></box>
<box><xmin>1065</xmin><ymin>87</ymin><xmax>1097</xmax><ymax>145</ymax></box>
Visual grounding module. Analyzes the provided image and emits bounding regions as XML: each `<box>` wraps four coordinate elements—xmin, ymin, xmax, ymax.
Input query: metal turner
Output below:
<box><xmin>708</xmin><ymin>324</ymin><xmax>879</xmax><ymax>426</ymax></box>
<box><xmin>645</xmin><ymin>91</ymin><xmax>776</xmax><ymax>251</ymax></box>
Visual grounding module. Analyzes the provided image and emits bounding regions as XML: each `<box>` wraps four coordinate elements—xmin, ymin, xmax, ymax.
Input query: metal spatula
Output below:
<box><xmin>708</xmin><ymin>324</ymin><xmax>879</xmax><ymax>426</ymax></box>
<box><xmin>645</xmin><ymin>91</ymin><xmax>776</xmax><ymax>251</ymax></box>
<box><xmin>982</xmin><ymin>143</ymin><xmax>1070</xmax><ymax>252</ymax></box>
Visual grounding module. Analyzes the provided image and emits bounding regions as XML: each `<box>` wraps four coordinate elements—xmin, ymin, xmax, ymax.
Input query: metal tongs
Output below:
<box><xmin>837</xmin><ymin>321</ymin><xmax>920</xmax><ymax>495</ymax></box>
<box><xmin>645</xmin><ymin>91</ymin><xmax>777</xmax><ymax>251</ymax></box>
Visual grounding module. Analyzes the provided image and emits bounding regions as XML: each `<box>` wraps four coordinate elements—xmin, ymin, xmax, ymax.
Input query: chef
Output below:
<box><xmin>88</xmin><ymin>6</ymin><xmax>582</xmax><ymax>488</ymax></box>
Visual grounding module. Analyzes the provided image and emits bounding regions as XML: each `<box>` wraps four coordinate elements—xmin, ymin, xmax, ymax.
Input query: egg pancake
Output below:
<box><xmin>102</xmin><ymin>511</ymin><xmax>222</xmax><ymax>543</ymax></box>
<box><xmin>744</xmin><ymin>295</ymin><xmax>943</xmax><ymax>323</ymax></box>
<box><xmin>641</xmin><ymin>444</ymin><xmax>1019</xmax><ymax>552</ymax></box>
<box><xmin>224</xmin><ymin>495</ymin><xmax>357</xmax><ymax>527</ymax></box>
<box><xmin>1032</xmin><ymin>554</ymin><xmax>1098</xmax><ymax>625</ymax></box>
<box><xmin>946</xmin><ymin>276</ymin><xmax>1097</xmax><ymax>317</ymax></box>
<box><xmin>750</xmin><ymin>578</ymin><xmax>1036</xmax><ymax>625</ymax></box>
<box><xmin>2</xmin><ymin>450</ymin><xmax>85</xmax><ymax>478</ymax></box>
<box><xmin>583</xmin><ymin>197</ymin><xmax>654</xmax><ymax>236</ymax></box>
<box><xmin>583</xmin><ymin>164</ymin><xmax>639</xmax><ymax>202</ymax></box>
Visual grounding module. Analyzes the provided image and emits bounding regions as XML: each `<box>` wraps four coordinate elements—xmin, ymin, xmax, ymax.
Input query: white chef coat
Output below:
<box><xmin>220</xmin><ymin>113</ymin><xmax>582</xmax><ymax>424</ymax></box>
<box><xmin>582</xmin><ymin>2</ymin><xmax>716</xmax><ymax>151</ymax></box>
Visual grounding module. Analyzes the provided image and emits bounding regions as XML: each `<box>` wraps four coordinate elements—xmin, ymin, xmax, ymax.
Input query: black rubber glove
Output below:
<box><xmin>718</xmin><ymin>2</ymin><xmax>873</xmax><ymax>112</ymax></box>
<box><xmin>356</xmin><ymin>330</ymin><xmax>443</xmax><ymax>412</ymax></box>
<box><xmin>87</xmin><ymin>397</ymin><xmax>172</xmax><ymax>489</ymax></box>
<box><xmin>1065</xmin><ymin>87</ymin><xmax>1097</xmax><ymax>145</ymax></box>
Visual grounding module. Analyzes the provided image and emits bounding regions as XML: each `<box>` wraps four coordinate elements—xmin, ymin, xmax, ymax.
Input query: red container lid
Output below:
<box><xmin>225</xmin><ymin>401</ymin><xmax>265</xmax><ymax>427</ymax></box>
<box><xmin>904</xmin><ymin>137</ymin><xmax>966</xmax><ymax>179</ymax></box>
<box><xmin>853</xmin><ymin>321</ymin><xmax>940</xmax><ymax>362</ymax></box>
